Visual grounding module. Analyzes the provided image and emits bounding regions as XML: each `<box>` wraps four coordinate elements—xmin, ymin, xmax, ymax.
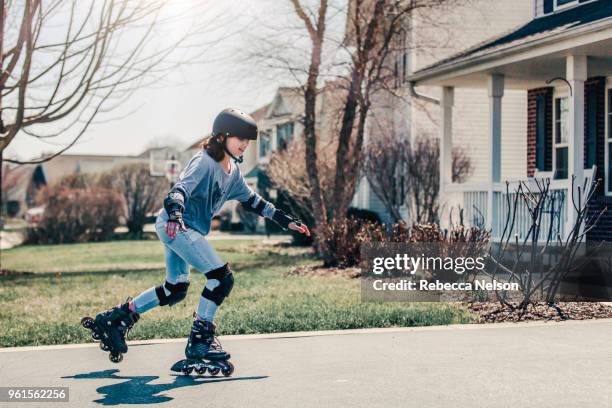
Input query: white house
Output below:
<box><xmin>358</xmin><ymin>0</ymin><xmax>535</xmax><ymax>223</ymax></box>
<box><xmin>407</xmin><ymin>0</ymin><xmax>612</xmax><ymax>241</ymax></box>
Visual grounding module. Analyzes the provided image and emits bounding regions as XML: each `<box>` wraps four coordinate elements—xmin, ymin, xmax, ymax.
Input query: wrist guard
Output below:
<box><xmin>272</xmin><ymin>208</ymin><xmax>299</xmax><ymax>230</ymax></box>
<box><xmin>163</xmin><ymin>188</ymin><xmax>185</xmax><ymax>222</ymax></box>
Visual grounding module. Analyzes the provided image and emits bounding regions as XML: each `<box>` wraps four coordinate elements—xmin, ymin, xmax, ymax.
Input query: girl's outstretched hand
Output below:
<box><xmin>289</xmin><ymin>221</ymin><xmax>310</xmax><ymax>237</ymax></box>
<box><xmin>165</xmin><ymin>219</ymin><xmax>187</xmax><ymax>239</ymax></box>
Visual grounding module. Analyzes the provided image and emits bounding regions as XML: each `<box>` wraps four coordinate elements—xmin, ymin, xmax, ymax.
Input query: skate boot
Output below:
<box><xmin>172</xmin><ymin>318</ymin><xmax>234</xmax><ymax>376</ymax></box>
<box><xmin>81</xmin><ymin>298</ymin><xmax>140</xmax><ymax>363</ymax></box>
<box><xmin>185</xmin><ymin>319</ymin><xmax>229</xmax><ymax>361</ymax></box>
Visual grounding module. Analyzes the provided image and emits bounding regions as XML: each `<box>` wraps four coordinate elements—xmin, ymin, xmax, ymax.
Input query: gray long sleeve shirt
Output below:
<box><xmin>156</xmin><ymin>149</ymin><xmax>276</xmax><ymax>236</ymax></box>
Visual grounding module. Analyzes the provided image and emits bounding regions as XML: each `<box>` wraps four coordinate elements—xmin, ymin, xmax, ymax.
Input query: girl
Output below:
<box><xmin>86</xmin><ymin>108</ymin><xmax>310</xmax><ymax>365</ymax></box>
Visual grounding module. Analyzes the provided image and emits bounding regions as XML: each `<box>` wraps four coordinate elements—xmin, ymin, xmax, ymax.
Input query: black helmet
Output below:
<box><xmin>212</xmin><ymin>108</ymin><xmax>258</xmax><ymax>140</ymax></box>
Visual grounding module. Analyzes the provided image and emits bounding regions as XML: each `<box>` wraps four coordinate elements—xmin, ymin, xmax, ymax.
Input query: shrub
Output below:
<box><xmin>315</xmin><ymin>218</ymin><xmax>490</xmax><ymax>274</ymax></box>
<box><xmin>25</xmin><ymin>186</ymin><xmax>124</xmax><ymax>244</ymax></box>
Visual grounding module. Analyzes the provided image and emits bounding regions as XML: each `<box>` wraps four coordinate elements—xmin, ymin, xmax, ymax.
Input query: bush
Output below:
<box><xmin>315</xmin><ymin>215</ymin><xmax>387</xmax><ymax>267</ymax></box>
<box><xmin>25</xmin><ymin>186</ymin><xmax>124</xmax><ymax>244</ymax></box>
<box><xmin>315</xmin><ymin>218</ymin><xmax>490</xmax><ymax>272</ymax></box>
<box><xmin>52</xmin><ymin>173</ymin><xmax>98</xmax><ymax>189</ymax></box>
<box><xmin>407</xmin><ymin>223</ymin><xmax>491</xmax><ymax>282</ymax></box>
<box><xmin>347</xmin><ymin>207</ymin><xmax>381</xmax><ymax>224</ymax></box>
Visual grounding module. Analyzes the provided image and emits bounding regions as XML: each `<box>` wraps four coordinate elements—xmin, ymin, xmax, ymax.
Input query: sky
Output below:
<box><xmin>5</xmin><ymin>0</ymin><xmax>337</xmax><ymax>161</ymax></box>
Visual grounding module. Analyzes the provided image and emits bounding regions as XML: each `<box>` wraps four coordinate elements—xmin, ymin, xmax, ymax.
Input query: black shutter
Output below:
<box><xmin>536</xmin><ymin>95</ymin><xmax>546</xmax><ymax>171</ymax></box>
<box><xmin>543</xmin><ymin>0</ymin><xmax>554</xmax><ymax>14</ymax></box>
<box><xmin>537</xmin><ymin>90</ymin><xmax>553</xmax><ymax>172</ymax></box>
<box><xmin>585</xmin><ymin>86</ymin><xmax>597</xmax><ymax>168</ymax></box>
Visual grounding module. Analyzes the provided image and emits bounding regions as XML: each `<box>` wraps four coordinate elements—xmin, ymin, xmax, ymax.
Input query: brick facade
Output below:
<box><xmin>584</xmin><ymin>77</ymin><xmax>612</xmax><ymax>242</ymax></box>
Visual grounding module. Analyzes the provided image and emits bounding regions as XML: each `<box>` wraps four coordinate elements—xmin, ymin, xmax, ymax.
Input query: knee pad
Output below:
<box><xmin>202</xmin><ymin>263</ymin><xmax>234</xmax><ymax>306</ymax></box>
<box><xmin>156</xmin><ymin>280</ymin><xmax>190</xmax><ymax>306</ymax></box>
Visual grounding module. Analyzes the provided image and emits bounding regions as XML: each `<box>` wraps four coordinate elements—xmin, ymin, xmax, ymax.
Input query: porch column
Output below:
<box><xmin>566</xmin><ymin>55</ymin><xmax>586</xmax><ymax>234</ymax></box>
<box><xmin>439</xmin><ymin>86</ymin><xmax>454</xmax><ymax>200</ymax></box>
<box><xmin>487</xmin><ymin>74</ymin><xmax>504</xmax><ymax>231</ymax></box>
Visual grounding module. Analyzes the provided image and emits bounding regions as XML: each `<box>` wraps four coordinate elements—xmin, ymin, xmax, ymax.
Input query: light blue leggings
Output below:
<box><xmin>131</xmin><ymin>213</ymin><xmax>226</xmax><ymax>321</ymax></box>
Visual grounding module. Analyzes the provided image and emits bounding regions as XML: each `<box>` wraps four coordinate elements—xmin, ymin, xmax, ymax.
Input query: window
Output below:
<box><xmin>553</xmin><ymin>97</ymin><xmax>568</xmax><ymax>179</ymax></box>
<box><xmin>393</xmin><ymin>29</ymin><xmax>408</xmax><ymax>88</ymax></box>
<box><xmin>276</xmin><ymin>122</ymin><xmax>294</xmax><ymax>150</ymax></box>
<box><xmin>259</xmin><ymin>130</ymin><xmax>271</xmax><ymax>158</ymax></box>
<box><xmin>607</xmin><ymin>89</ymin><xmax>612</xmax><ymax>194</ymax></box>
<box><xmin>555</xmin><ymin>0</ymin><xmax>578</xmax><ymax>9</ymax></box>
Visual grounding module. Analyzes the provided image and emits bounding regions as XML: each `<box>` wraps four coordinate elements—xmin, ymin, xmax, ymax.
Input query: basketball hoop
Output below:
<box><xmin>165</xmin><ymin>159</ymin><xmax>180</xmax><ymax>183</ymax></box>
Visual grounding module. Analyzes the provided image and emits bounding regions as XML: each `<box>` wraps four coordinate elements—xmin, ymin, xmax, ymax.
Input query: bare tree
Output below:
<box><xmin>408</xmin><ymin>136</ymin><xmax>472</xmax><ymax>223</ymax></box>
<box><xmin>288</xmin><ymin>0</ymin><xmax>330</xmax><ymax>248</ymax></box>
<box><xmin>0</xmin><ymin>0</ymin><xmax>224</xmax><ymax>164</ymax></box>
<box><xmin>242</xmin><ymin>0</ymin><xmax>463</xmax><ymax>264</ymax></box>
<box><xmin>98</xmin><ymin>163</ymin><xmax>167</xmax><ymax>238</ymax></box>
<box><xmin>287</xmin><ymin>0</ymin><xmax>461</xmax><ymax>265</ymax></box>
<box><xmin>363</xmin><ymin>131</ymin><xmax>409</xmax><ymax>223</ymax></box>
<box><xmin>266</xmin><ymin>138</ymin><xmax>336</xmax><ymax>219</ymax></box>
<box><xmin>364</xmin><ymin>133</ymin><xmax>472</xmax><ymax>224</ymax></box>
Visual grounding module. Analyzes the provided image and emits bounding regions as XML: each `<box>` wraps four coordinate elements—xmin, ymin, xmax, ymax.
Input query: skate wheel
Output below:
<box><xmin>81</xmin><ymin>317</ymin><xmax>95</xmax><ymax>329</ymax></box>
<box><xmin>91</xmin><ymin>332</ymin><xmax>101</xmax><ymax>341</ymax></box>
<box><xmin>208</xmin><ymin>367</ymin><xmax>220</xmax><ymax>376</ymax></box>
<box><xmin>182</xmin><ymin>366</ymin><xmax>194</xmax><ymax>375</ymax></box>
<box><xmin>195</xmin><ymin>366</ymin><xmax>206</xmax><ymax>375</ymax></box>
<box><xmin>221</xmin><ymin>361</ymin><xmax>234</xmax><ymax>377</ymax></box>
<box><xmin>109</xmin><ymin>353</ymin><xmax>123</xmax><ymax>363</ymax></box>
<box><xmin>99</xmin><ymin>342</ymin><xmax>110</xmax><ymax>351</ymax></box>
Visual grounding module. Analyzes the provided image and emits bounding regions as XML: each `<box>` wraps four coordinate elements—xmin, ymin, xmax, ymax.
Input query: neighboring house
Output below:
<box><xmin>2</xmin><ymin>164</ymin><xmax>46</xmax><ymax>218</ymax></box>
<box><xmin>39</xmin><ymin>153</ymin><xmax>147</xmax><ymax>185</ymax></box>
<box><xmin>358</xmin><ymin>0</ymin><xmax>534</xmax><ymax>223</ymax></box>
<box><xmin>248</xmin><ymin>85</ymin><xmax>351</xmax><ymax>227</ymax></box>
<box><xmin>2</xmin><ymin>147</ymin><xmax>184</xmax><ymax>219</ymax></box>
<box><xmin>407</xmin><ymin>0</ymin><xmax>612</xmax><ymax>241</ymax></box>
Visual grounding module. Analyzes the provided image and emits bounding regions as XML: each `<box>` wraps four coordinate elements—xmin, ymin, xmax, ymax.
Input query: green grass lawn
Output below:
<box><xmin>0</xmin><ymin>239</ymin><xmax>475</xmax><ymax>347</ymax></box>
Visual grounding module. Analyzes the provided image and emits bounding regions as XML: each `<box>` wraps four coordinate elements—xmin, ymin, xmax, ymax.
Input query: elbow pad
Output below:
<box><xmin>241</xmin><ymin>194</ymin><xmax>268</xmax><ymax>217</ymax></box>
<box><xmin>163</xmin><ymin>188</ymin><xmax>185</xmax><ymax>221</ymax></box>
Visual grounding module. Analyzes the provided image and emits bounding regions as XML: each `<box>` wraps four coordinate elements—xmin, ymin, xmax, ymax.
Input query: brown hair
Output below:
<box><xmin>200</xmin><ymin>134</ymin><xmax>226</xmax><ymax>162</ymax></box>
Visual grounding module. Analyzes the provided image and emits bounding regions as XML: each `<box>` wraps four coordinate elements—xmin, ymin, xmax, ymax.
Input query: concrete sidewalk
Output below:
<box><xmin>1</xmin><ymin>320</ymin><xmax>611</xmax><ymax>407</ymax></box>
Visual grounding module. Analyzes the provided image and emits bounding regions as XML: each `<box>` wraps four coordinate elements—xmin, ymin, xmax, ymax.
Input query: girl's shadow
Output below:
<box><xmin>62</xmin><ymin>369</ymin><xmax>267</xmax><ymax>405</ymax></box>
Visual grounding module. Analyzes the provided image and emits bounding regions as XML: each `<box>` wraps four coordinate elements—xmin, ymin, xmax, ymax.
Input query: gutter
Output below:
<box><xmin>408</xmin><ymin>81</ymin><xmax>440</xmax><ymax>105</ymax></box>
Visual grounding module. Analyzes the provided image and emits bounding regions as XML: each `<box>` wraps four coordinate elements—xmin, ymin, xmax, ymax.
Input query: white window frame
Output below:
<box><xmin>553</xmin><ymin>91</ymin><xmax>569</xmax><ymax>180</ymax></box>
<box><xmin>258</xmin><ymin>129</ymin><xmax>272</xmax><ymax>161</ymax></box>
<box><xmin>276</xmin><ymin>121</ymin><xmax>294</xmax><ymax>150</ymax></box>
<box><xmin>606</xmin><ymin>79</ymin><xmax>612</xmax><ymax>196</ymax></box>
<box><xmin>554</xmin><ymin>0</ymin><xmax>578</xmax><ymax>12</ymax></box>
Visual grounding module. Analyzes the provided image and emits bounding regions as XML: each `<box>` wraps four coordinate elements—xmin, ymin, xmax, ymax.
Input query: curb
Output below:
<box><xmin>2</xmin><ymin>318</ymin><xmax>612</xmax><ymax>353</ymax></box>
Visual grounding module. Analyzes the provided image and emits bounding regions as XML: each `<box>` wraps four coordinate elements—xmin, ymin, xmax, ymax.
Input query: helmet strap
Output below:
<box><xmin>220</xmin><ymin>133</ymin><xmax>244</xmax><ymax>164</ymax></box>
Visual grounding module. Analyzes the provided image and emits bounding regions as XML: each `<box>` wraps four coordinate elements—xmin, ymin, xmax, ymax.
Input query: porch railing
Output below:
<box><xmin>444</xmin><ymin>177</ymin><xmax>582</xmax><ymax>242</ymax></box>
<box><xmin>445</xmin><ymin>166</ymin><xmax>598</xmax><ymax>242</ymax></box>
